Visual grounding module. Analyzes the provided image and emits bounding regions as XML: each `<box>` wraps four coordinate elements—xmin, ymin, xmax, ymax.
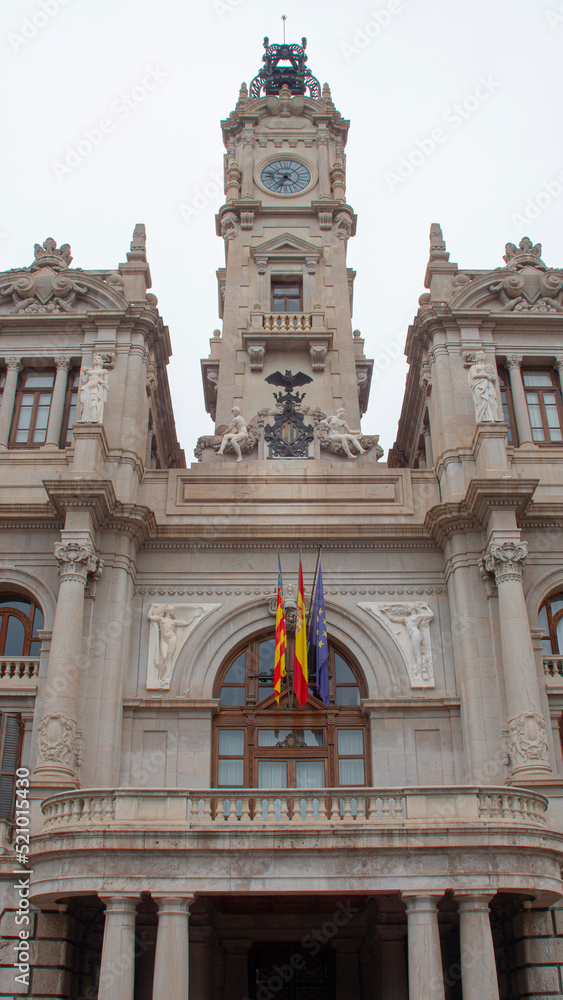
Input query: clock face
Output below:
<box><xmin>260</xmin><ymin>159</ymin><xmax>312</xmax><ymax>194</ymax></box>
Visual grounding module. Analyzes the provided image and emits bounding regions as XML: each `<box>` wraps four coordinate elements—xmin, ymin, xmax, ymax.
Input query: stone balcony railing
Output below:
<box><xmin>0</xmin><ymin>656</ymin><xmax>39</xmax><ymax>681</ymax></box>
<box><xmin>263</xmin><ymin>312</ymin><xmax>313</xmax><ymax>332</ymax></box>
<box><xmin>544</xmin><ymin>655</ymin><xmax>563</xmax><ymax>682</ymax></box>
<box><xmin>41</xmin><ymin>786</ymin><xmax>548</xmax><ymax>835</ymax></box>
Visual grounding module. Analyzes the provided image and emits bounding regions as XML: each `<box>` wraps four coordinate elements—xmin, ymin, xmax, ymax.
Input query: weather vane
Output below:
<box><xmin>281</xmin><ymin>14</ymin><xmax>287</xmax><ymax>42</ymax></box>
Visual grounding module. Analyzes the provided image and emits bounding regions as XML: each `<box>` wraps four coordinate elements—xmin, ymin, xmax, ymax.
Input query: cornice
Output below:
<box><xmin>425</xmin><ymin>478</ymin><xmax>539</xmax><ymax>547</ymax></box>
<box><xmin>43</xmin><ymin>479</ymin><xmax>156</xmax><ymax>542</ymax></box>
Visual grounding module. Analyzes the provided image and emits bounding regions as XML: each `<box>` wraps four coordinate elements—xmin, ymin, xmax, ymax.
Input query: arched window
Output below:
<box><xmin>538</xmin><ymin>592</ymin><xmax>563</xmax><ymax>655</ymax></box>
<box><xmin>0</xmin><ymin>594</ymin><xmax>44</xmax><ymax>658</ymax></box>
<box><xmin>213</xmin><ymin>633</ymin><xmax>369</xmax><ymax>789</ymax></box>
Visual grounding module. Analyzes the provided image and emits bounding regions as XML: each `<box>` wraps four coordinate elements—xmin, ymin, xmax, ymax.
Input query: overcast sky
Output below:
<box><xmin>2</xmin><ymin>0</ymin><xmax>562</xmax><ymax>462</ymax></box>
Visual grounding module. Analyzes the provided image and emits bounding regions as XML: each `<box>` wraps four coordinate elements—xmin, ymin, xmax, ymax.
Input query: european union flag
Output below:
<box><xmin>309</xmin><ymin>561</ymin><xmax>329</xmax><ymax>705</ymax></box>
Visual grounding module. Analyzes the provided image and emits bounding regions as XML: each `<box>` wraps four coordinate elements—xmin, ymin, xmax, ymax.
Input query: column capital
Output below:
<box><xmin>505</xmin><ymin>354</ymin><xmax>523</xmax><ymax>370</ymax></box>
<box><xmin>4</xmin><ymin>356</ymin><xmax>22</xmax><ymax>372</ymax></box>
<box><xmin>453</xmin><ymin>892</ymin><xmax>495</xmax><ymax>911</ymax></box>
<box><xmin>154</xmin><ymin>895</ymin><xmax>195</xmax><ymax>914</ymax></box>
<box><xmin>54</xmin><ymin>540</ymin><xmax>100</xmax><ymax>584</ymax></box>
<box><xmin>401</xmin><ymin>892</ymin><xmax>444</xmax><ymax>912</ymax></box>
<box><xmin>483</xmin><ymin>540</ymin><xmax>528</xmax><ymax>583</ymax></box>
<box><xmin>100</xmin><ymin>894</ymin><xmax>139</xmax><ymax>914</ymax></box>
<box><xmin>554</xmin><ymin>356</ymin><xmax>563</xmax><ymax>372</ymax></box>
<box><xmin>54</xmin><ymin>355</ymin><xmax>72</xmax><ymax>371</ymax></box>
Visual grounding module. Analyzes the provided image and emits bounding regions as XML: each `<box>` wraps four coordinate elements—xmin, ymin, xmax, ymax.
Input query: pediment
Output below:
<box><xmin>449</xmin><ymin>266</ymin><xmax>563</xmax><ymax>313</ymax></box>
<box><xmin>0</xmin><ymin>267</ymin><xmax>128</xmax><ymax>316</ymax></box>
<box><xmin>250</xmin><ymin>233</ymin><xmax>321</xmax><ymax>262</ymax></box>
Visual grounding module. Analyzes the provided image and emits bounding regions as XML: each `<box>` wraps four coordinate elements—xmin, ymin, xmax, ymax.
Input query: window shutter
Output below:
<box><xmin>0</xmin><ymin>714</ymin><xmax>24</xmax><ymax>818</ymax></box>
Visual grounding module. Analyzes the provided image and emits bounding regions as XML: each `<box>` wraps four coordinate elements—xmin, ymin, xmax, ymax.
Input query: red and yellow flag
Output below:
<box><xmin>293</xmin><ymin>560</ymin><xmax>309</xmax><ymax>706</ymax></box>
<box><xmin>274</xmin><ymin>559</ymin><xmax>287</xmax><ymax>703</ymax></box>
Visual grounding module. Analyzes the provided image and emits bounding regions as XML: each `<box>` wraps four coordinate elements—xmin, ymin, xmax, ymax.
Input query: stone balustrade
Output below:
<box><xmin>263</xmin><ymin>312</ymin><xmax>312</xmax><ymax>332</ymax></box>
<box><xmin>41</xmin><ymin>785</ymin><xmax>547</xmax><ymax>834</ymax></box>
<box><xmin>0</xmin><ymin>656</ymin><xmax>39</xmax><ymax>681</ymax></box>
<box><xmin>544</xmin><ymin>655</ymin><xmax>563</xmax><ymax>681</ymax></box>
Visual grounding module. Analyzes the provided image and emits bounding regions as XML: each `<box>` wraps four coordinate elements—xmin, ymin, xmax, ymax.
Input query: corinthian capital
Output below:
<box><xmin>483</xmin><ymin>540</ymin><xmax>528</xmax><ymax>583</ymax></box>
<box><xmin>54</xmin><ymin>540</ymin><xmax>100</xmax><ymax>584</ymax></box>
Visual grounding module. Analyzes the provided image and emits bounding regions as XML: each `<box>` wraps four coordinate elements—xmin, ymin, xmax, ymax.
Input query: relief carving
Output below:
<box><xmin>37</xmin><ymin>713</ymin><xmax>80</xmax><ymax>770</ymax></box>
<box><xmin>506</xmin><ymin>711</ymin><xmax>549</xmax><ymax>769</ymax></box>
<box><xmin>147</xmin><ymin>603</ymin><xmax>220</xmax><ymax>689</ymax></box>
<box><xmin>467</xmin><ymin>351</ymin><xmax>500</xmax><ymax>422</ymax></box>
<box><xmin>483</xmin><ymin>541</ymin><xmax>528</xmax><ymax>584</ymax></box>
<box><xmin>359</xmin><ymin>602</ymin><xmax>436</xmax><ymax>687</ymax></box>
<box><xmin>54</xmin><ymin>541</ymin><xmax>100</xmax><ymax>585</ymax></box>
<box><xmin>78</xmin><ymin>354</ymin><xmax>109</xmax><ymax>423</ymax></box>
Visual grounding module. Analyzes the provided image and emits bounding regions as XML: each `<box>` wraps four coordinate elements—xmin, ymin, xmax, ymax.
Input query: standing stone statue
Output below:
<box><xmin>322</xmin><ymin>407</ymin><xmax>366</xmax><ymax>459</ymax></box>
<box><xmin>78</xmin><ymin>354</ymin><xmax>109</xmax><ymax>423</ymax></box>
<box><xmin>468</xmin><ymin>351</ymin><xmax>499</xmax><ymax>422</ymax></box>
<box><xmin>216</xmin><ymin>406</ymin><xmax>249</xmax><ymax>462</ymax></box>
<box><xmin>381</xmin><ymin>603</ymin><xmax>434</xmax><ymax>682</ymax></box>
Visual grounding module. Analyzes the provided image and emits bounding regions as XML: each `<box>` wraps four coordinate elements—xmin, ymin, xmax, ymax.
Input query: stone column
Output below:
<box><xmin>45</xmin><ymin>356</ymin><xmax>71</xmax><ymax>447</ymax></box>
<box><xmin>34</xmin><ymin>532</ymin><xmax>100</xmax><ymax>786</ymax></box>
<box><xmin>153</xmin><ymin>896</ymin><xmax>194</xmax><ymax>1000</ymax></box>
<box><xmin>505</xmin><ymin>356</ymin><xmax>534</xmax><ymax>445</ymax></box>
<box><xmin>0</xmin><ymin>357</ymin><xmax>22</xmax><ymax>447</ymax></box>
<box><xmin>402</xmin><ymin>894</ymin><xmax>445</xmax><ymax>1000</ymax></box>
<box><xmin>98</xmin><ymin>895</ymin><xmax>139</xmax><ymax>1000</ymax></box>
<box><xmin>454</xmin><ymin>893</ymin><xmax>499</xmax><ymax>1000</ymax></box>
<box><xmin>423</xmin><ymin>425</ymin><xmax>434</xmax><ymax>468</ymax></box>
<box><xmin>483</xmin><ymin>540</ymin><xmax>552</xmax><ymax>780</ymax></box>
<box><xmin>554</xmin><ymin>356</ymin><xmax>563</xmax><ymax>396</ymax></box>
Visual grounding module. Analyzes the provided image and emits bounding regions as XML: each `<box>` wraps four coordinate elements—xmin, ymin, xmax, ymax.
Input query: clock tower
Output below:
<box><xmin>199</xmin><ymin>37</ymin><xmax>379</xmax><ymax>462</ymax></box>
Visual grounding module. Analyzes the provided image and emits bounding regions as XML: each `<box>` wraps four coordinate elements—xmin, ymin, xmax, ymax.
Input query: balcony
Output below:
<box><xmin>263</xmin><ymin>312</ymin><xmax>313</xmax><ymax>332</ymax></box>
<box><xmin>0</xmin><ymin>656</ymin><xmax>39</xmax><ymax>683</ymax></box>
<box><xmin>41</xmin><ymin>785</ymin><xmax>547</xmax><ymax>834</ymax></box>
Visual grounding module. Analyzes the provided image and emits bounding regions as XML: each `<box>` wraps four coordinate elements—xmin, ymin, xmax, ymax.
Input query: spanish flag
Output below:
<box><xmin>274</xmin><ymin>559</ymin><xmax>287</xmax><ymax>703</ymax></box>
<box><xmin>293</xmin><ymin>560</ymin><xmax>309</xmax><ymax>706</ymax></box>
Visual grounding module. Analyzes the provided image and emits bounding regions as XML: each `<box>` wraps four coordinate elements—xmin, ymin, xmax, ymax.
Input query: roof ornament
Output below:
<box><xmin>31</xmin><ymin>237</ymin><xmax>72</xmax><ymax>270</ymax></box>
<box><xmin>249</xmin><ymin>35</ymin><xmax>320</xmax><ymax>98</ymax></box>
<box><xmin>503</xmin><ymin>237</ymin><xmax>544</xmax><ymax>269</ymax></box>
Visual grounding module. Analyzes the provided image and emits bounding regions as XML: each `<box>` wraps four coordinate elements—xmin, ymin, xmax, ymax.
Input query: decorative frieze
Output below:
<box><xmin>136</xmin><ymin>584</ymin><xmax>446</xmax><ymax>596</ymax></box>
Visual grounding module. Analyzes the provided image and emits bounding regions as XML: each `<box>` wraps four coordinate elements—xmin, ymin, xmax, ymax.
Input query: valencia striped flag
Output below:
<box><xmin>293</xmin><ymin>559</ymin><xmax>309</xmax><ymax>706</ymax></box>
<box><xmin>274</xmin><ymin>559</ymin><xmax>287</xmax><ymax>703</ymax></box>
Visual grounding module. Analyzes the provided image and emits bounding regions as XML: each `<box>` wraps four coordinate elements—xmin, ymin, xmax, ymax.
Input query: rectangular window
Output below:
<box><xmin>271</xmin><ymin>280</ymin><xmax>303</xmax><ymax>313</ymax></box>
<box><xmin>217</xmin><ymin>729</ymin><xmax>245</xmax><ymax>786</ymax></box>
<box><xmin>337</xmin><ymin>729</ymin><xmax>365</xmax><ymax>786</ymax></box>
<box><xmin>523</xmin><ymin>370</ymin><xmax>563</xmax><ymax>443</ymax></box>
<box><xmin>11</xmin><ymin>370</ymin><xmax>55</xmax><ymax>447</ymax></box>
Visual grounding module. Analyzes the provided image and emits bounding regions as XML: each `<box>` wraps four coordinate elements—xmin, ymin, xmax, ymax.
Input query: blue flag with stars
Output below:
<box><xmin>309</xmin><ymin>561</ymin><xmax>329</xmax><ymax>705</ymax></box>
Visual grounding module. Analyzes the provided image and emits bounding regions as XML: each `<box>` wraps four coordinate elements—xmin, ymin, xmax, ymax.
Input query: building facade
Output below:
<box><xmin>0</xmin><ymin>37</ymin><xmax>562</xmax><ymax>1000</ymax></box>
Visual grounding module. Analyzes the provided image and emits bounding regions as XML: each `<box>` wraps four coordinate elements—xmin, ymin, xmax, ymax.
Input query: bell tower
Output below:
<box><xmin>199</xmin><ymin>36</ymin><xmax>379</xmax><ymax>462</ymax></box>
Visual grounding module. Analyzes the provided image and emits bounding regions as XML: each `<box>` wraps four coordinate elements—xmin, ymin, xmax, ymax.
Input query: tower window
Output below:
<box><xmin>523</xmin><ymin>370</ymin><xmax>563</xmax><ymax>443</ymax></box>
<box><xmin>272</xmin><ymin>280</ymin><xmax>302</xmax><ymax>312</ymax></box>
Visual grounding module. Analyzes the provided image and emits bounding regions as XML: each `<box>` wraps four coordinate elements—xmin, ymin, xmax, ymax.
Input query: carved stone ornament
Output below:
<box><xmin>358</xmin><ymin>602</ymin><xmax>436</xmax><ymax>688</ymax></box>
<box><xmin>221</xmin><ymin>212</ymin><xmax>238</xmax><ymax>241</ymax></box>
<box><xmin>507</xmin><ymin>711</ymin><xmax>549</xmax><ymax>769</ymax></box>
<box><xmin>36</xmin><ymin>712</ymin><xmax>80</xmax><ymax>770</ymax></box>
<box><xmin>247</xmin><ymin>343</ymin><xmax>266</xmax><ymax>371</ymax></box>
<box><xmin>489</xmin><ymin>238</ymin><xmax>563</xmax><ymax>313</ymax></box>
<box><xmin>335</xmin><ymin>212</ymin><xmax>353</xmax><ymax>241</ymax></box>
<box><xmin>268</xmin><ymin>584</ymin><xmax>310</xmax><ymax>633</ymax></box>
<box><xmin>483</xmin><ymin>541</ymin><xmax>528</xmax><ymax>584</ymax></box>
<box><xmin>309</xmin><ymin>343</ymin><xmax>327</xmax><ymax>372</ymax></box>
<box><xmin>275</xmin><ymin>732</ymin><xmax>307</xmax><ymax>749</ymax></box>
<box><xmin>54</xmin><ymin>541</ymin><xmax>100</xmax><ymax>585</ymax></box>
<box><xmin>147</xmin><ymin>603</ymin><xmax>220</xmax><ymax>690</ymax></box>
<box><xmin>318</xmin><ymin>211</ymin><xmax>333</xmax><ymax>231</ymax></box>
<box><xmin>194</xmin><ymin>424</ymin><xmax>260</xmax><ymax>462</ymax></box>
<box><xmin>240</xmin><ymin>212</ymin><xmax>255</xmax><ymax>230</ymax></box>
<box><xmin>0</xmin><ymin>270</ymin><xmax>89</xmax><ymax>314</ymax></box>
<box><xmin>263</xmin><ymin>370</ymin><xmax>314</xmax><ymax>459</ymax></box>
<box><xmin>216</xmin><ymin>406</ymin><xmax>257</xmax><ymax>463</ymax></box>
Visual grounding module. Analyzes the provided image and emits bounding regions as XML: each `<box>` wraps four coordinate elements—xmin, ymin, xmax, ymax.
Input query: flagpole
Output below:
<box><xmin>307</xmin><ymin>545</ymin><xmax>322</xmax><ymax>635</ymax></box>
